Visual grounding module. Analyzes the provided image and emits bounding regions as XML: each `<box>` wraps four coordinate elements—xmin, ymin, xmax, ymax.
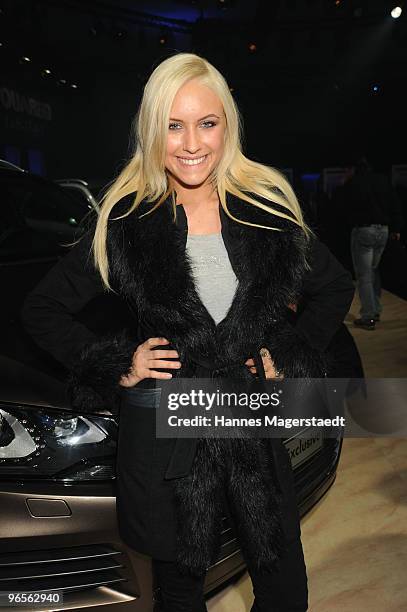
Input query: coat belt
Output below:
<box><xmin>164</xmin><ymin>350</ymin><xmax>267</xmax><ymax>480</ymax></box>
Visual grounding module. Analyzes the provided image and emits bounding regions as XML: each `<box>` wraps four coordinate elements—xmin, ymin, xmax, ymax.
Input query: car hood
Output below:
<box><xmin>0</xmin><ymin>354</ymin><xmax>115</xmax><ymax>416</ymax></box>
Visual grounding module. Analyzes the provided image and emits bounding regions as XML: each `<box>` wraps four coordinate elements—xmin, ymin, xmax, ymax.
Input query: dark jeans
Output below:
<box><xmin>153</xmin><ymin>535</ymin><xmax>308</xmax><ymax>611</ymax></box>
<box><xmin>153</xmin><ymin>477</ymin><xmax>307</xmax><ymax>612</ymax></box>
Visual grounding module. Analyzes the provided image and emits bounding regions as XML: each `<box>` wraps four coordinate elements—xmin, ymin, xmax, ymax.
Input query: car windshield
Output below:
<box><xmin>0</xmin><ymin>170</ymin><xmax>94</xmax><ymax>262</ymax></box>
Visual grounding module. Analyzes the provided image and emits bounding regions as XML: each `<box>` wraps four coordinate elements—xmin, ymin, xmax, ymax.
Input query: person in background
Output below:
<box><xmin>343</xmin><ymin>156</ymin><xmax>403</xmax><ymax>330</ymax></box>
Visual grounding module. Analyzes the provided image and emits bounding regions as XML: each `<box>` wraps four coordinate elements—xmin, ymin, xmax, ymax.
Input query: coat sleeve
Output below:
<box><xmin>294</xmin><ymin>238</ymin><xmax>354</xmax><ymax>351</ymax></box>
<box><xmin>20</xmin><ymin>227</ymin><xmax>137</xmax><ymax>411</ymax></box>
<box><xmin>264</xmin><ymin>238</ymin><xmax>355</xmax><ymax>377</ymax></box>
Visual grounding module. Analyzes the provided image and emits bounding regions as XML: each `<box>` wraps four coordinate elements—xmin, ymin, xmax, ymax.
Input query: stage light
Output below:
<box><xmin>21</xmin><ymin>56</ymin><xmax>31</xmax><ymax>62</ymax></box>
<box><xmin>372</xmin><ymin>84</ymin><xmax>379</xmax><ymax>93</ymax></box>
<box><xmin>158</xmin><ymin>28</ymin><xmax>171</xmax><ymax>46</ymax></box>
<box><xmin>113</xmin><ymin>27</ymin><xmax>127</xmax><ymax>40</ymax></box>
<box><xmin>70</xmin><ymin>83</ymin><xmax>78</xmax><ymax>89</ymax></box>
<box><xmin>248</xmin><ymin>42</ymin><xmax>257</xmax><ymax>52</ymax></box>
<box><xmin>391</xmin><ymin>6</ymin><xmax>402</xmax><ymax>18</ymax></box>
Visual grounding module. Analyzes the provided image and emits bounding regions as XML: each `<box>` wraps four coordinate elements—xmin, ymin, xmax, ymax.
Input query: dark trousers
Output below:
<box><xmin>124</xmin><ymin>387</ymin><xmax>308</xmax><ymax>610</ymax></box>
<box><xmin>153</xmin><ymin>535</ymin><xmax>308</xmax><ymax>611</ymax></box>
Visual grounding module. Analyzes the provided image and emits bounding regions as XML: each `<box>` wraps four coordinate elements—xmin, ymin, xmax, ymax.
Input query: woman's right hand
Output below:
<box><xmin>119</xmin><ymin>337</ymin><xmax>181</xmax><ymax>387</ymax></box>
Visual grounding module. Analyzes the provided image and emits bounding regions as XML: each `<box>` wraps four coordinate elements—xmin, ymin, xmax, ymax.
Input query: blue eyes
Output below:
<box><xmin>168</xmin><ymin>121</ymin><xmax>217</xmax><ymax>130</ymax></box>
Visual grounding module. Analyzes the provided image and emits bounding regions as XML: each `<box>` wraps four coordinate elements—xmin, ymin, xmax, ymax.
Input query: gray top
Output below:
<box><xmin>186</xmin><ymin>233</ymin><xmax>238</xmax><ymax>325</ymax></box>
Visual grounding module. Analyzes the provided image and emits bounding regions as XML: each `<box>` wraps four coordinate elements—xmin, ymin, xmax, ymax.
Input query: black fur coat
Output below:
<box><xmin>22</xmin><ymin>190</ymin><xmax>355</xmax><ymax>575</ymax></box>
<box><xmin>69</xmin><ymin>191</ymin><xmax>349</xmax><ymax>408</ymax></box>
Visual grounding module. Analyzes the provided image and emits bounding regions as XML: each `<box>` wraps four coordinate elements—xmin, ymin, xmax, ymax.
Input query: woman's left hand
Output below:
<box><xmin>245</xmin><ymin>348</ymin><xmax>284</xmax><ymax>379</ymax></box>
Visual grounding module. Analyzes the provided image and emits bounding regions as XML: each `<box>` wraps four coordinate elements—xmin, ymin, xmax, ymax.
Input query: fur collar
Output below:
<box><xmin>105</xmin><ymin>191</ymin><xmax>314</xmax><ymax>380</ymax></box>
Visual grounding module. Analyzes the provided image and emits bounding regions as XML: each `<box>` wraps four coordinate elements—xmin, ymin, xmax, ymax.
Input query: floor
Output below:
<box><xmin>207</xmin><ymin>288</ymin><xmax>407</xmax><ymax>611</ymax></box>
<box><xmin>346</xmin><ymin>289</ymin><xmax>407</xmax><ymax>378</ymax></box>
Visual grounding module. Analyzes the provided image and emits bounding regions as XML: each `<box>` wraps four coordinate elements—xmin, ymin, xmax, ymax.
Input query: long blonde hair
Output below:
<box><xmin>92</xmin><ymin>52</ymin><xmax>312</xmax><ymax>290</ymax></box>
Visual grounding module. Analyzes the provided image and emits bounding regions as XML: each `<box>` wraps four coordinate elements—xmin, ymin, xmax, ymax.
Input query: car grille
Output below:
<box><xmin>212</xmin><ymin>515</ymin><xmax>240</xmax><ymax>564</ymax></box>
<box><xmin>0</xmin><ymin>544</ymin><xmax>126</xmax><ymax>593</ymax></box>
<box><xmin>292</xmin><ymin>437</ymin><xmax>341</xmax><ymax>500</ymax></box>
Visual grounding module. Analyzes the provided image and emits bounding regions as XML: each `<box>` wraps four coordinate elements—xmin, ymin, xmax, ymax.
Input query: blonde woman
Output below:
<box><xmin>22</xmin><ymin>53</ymin><xmax>354</xmax><ymax>611</ymax></box>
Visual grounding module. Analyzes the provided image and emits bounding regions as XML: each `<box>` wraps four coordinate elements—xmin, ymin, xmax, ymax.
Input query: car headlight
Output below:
<box><xmin>0</xmin><ymin>405</ymin><xmax>117</xmax><ymax>481</ymax></box>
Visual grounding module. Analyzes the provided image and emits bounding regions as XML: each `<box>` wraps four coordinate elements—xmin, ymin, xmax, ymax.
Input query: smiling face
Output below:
<box><xmin>165</xmin><ymin>79</ymin><xmax>226</xmax><ymax>195</ymax></box>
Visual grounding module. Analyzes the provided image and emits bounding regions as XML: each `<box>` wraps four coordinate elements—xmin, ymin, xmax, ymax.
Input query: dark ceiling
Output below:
<box><xmin>2</xmin><ymin>0</ymin><xmax>405</xmax><ymax>77</ymax></box>
<box><xmin>1</xmin><ymin>0</ymin><xmax>406</xmax><ymax>173</ymax></box>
